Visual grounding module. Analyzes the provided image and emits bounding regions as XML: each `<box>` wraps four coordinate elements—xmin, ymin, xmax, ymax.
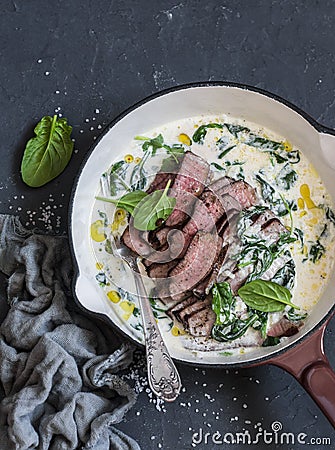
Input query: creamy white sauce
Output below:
<box><xmin>90</xmin><ymin>114</ymin><xmax>335</xmax><ymax>356</ymax></box>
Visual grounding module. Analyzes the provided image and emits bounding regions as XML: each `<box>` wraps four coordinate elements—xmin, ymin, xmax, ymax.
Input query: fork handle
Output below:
<box><xmin>134</xmin><ymin>273</ymin><xmax>182</xmax><ymax>402</ymax></box>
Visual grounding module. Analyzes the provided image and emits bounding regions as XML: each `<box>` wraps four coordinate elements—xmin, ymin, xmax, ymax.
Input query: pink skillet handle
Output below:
<box><xmin>267</xmin><ymin>317</ymin><xmax>335</xmax><ymax>428</ymax></box>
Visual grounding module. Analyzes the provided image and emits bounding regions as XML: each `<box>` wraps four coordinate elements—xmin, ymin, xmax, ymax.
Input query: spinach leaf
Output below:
<box><xmin>238</xmin><ymin>280</ymin><xmax>298</xmax><ymax>312</ymax></box>
<box><xmin>271</xmin><ymin>257</ymin><xmax>296</xmax><ymax>290</ymax></box>
<box><xmin>130</xmin><ymin>148</ymin><xmax>151</xmax><ymax>191</ymax></box>
<box><xmin>212</xmin><ymin>282</ymin><xmax>235</xmax><ymax>325</ymax></box>
<box><xmin>244</xmin><ymin>134</ymin><xmax>284</xmax><ymax>151</ymax></box>
<box><xmin>255</xmin><ymin>174</ymin><xmax>293</xmax><ymax>217</ymax></box>
<box><xmin>309</xmin><ymin>239</ymin><xmax>325</xmax><ymax>263</ymax></box>
<box><xmin>293</xmin><ymin>227</ymin><xmax>304</xmax><ymax>250</ymax></box>
<box><xmin>96</xmin><ymin>190</ymin><xmax>147</xmax><ymax>215</ymax></box>
<box><xmin>212</xmin><ymin>314</ymin><xmax>258</xmax><ymax>342</ymax></box>
<box><xmin>136</xmin><ymin>134</ymin><xmax>185</xmax><ymax>162</ymax></box>
<box><xmin>285</xmin><ymin>307</ymin><xmax>308</xmax><ymax>322</ymax></box>
<box><xmin>108</xmin><ymin>161</ymin><xmax>129</xmax><ymax>196</ymax></box>
<box><xmin>218</xmin><ymin>145</ymin><xmax>236</xmax><ymax>159</ymax></box>
<box><xmin>276</xmin><ymin>163</ymin><xmax>297</xmax><ymax>190</ymax></box>
<box><xmin>255</xmin><ymin>174</ymin><xmax>275</xmax><ymax>203</ymax></box>
<box><xmin>210</xmin><ymin>162</ymin><xmax>225</xmax><ymax>171</ymax></box>
<box><xmin>224</xmin><ymin>160</ymin><xmax>245</xmax><ymax>166</ymax></box>
<box><xmin>133</xmin><ymin>180</ymin><xmax>176</xmax><ymax>231</ymax></box>
<box><xmin>262</xmin><ymin>336</ymin><xmax>280</xmax><ymax>347</ymax></box>
<box><xmin>21</xmin><ymin>115</ymin><xmax>74</xmax><ymax>187</ymax></box>
<box><xmin>211</xmin><ymin>282</ymin><xmax>258</xmax><ymax>342</ymax></box>
<box><xmin>192</xmin><ymin>123</ymin><xmax>224</xmax><ymax>143</ymax></box>
<box><xmin>136</xmin><ymin>134</ymin><xmax>164</xmax><ymax>155</ymax></box>
<box><xmin>326</xmin><ymin>206</ymin><xmax>335</xmax><ymax>226</ymax></box>
<box><xmin>224</xmin><ymin>123</ymin><xmax>250</xmax><ymax>138</ymax></box>
<box><xmin>250</xmin><ymin>309</ymin><xmax>268</xmax><ymax>339</ymax></box>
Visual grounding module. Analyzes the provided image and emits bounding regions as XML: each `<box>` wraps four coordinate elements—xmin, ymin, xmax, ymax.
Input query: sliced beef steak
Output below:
<box><xmin>267</xmin><ymin>317</ymin><xmax>303</xmax><ymax>337</ymax></box>
<box><xmin>221</xmin><ymin>180</ymin><xmax>258</xmax><ymax>209</ymax></box>
<box><xmin>121</xmin><ymin>225</ymin><xmax>152</xmax><ymax>257</ymax></box>
<box><xmin>148</xmin><ymin>260</ymin><xmax>179</xmax><ymax>278</ymax></box>
<box><xmin>166</xmin><ymin>152</ymin><xmax>210</xmax><ymax>226</ymax></box>
<box><xmin>168</xmin><ymin>231</ymin><xmax>222</xmax><ymax>297</ymax></box>
<box><xmin>187</xmin><ymin>308</ymin><xmax>216</xmax><ymax>337</ymax></box>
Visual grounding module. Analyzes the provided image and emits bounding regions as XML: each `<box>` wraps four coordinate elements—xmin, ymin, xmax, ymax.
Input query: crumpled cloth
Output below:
<box><xmin>0</xmin><ymin>214</ymin><xmax>141</xmax><ymax>450</ymax></box>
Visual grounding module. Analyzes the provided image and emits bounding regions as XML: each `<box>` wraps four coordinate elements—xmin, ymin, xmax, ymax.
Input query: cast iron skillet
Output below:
<box><xmin>69</xmin><ymin>82</ymin><xmax>335</xmax><ymax>427</ymax></box>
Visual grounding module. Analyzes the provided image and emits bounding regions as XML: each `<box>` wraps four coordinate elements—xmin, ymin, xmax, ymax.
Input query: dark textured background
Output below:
<box><xmin>1</xmin><ymin>1</ymin><xmax>335</xmax><ymax>449</ymax></box>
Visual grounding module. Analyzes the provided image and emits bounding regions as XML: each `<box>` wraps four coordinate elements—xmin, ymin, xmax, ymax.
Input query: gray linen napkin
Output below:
<box><xmin>0</xmin><ymin>214</ymin><xmax>141</xmax><ymax>450</ymax></box>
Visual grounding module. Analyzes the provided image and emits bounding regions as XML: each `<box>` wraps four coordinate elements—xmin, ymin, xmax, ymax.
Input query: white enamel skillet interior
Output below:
<box><xmin>69</xmin><ymin>82</ymin><xmax>335</xmax><ymax>369</ymax></box>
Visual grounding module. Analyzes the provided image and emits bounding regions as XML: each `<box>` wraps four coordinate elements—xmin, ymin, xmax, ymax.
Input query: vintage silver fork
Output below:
<box><xmin>100</xmin><ymin>174</ymin><xmax>181</xmax><ymax>402</ymax></box>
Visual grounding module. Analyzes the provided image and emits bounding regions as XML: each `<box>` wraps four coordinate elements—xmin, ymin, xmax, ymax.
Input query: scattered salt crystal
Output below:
<box><xmin>242</xmin><ymin>403</ymin><xmax>248</xmax><ymax>409</ymax></box>
<box><xmin>37</xmin><ymin>59</ymin><xmax>42</xmax><ymax>63</ymax></box>
<box><xmin>45</xmin><ymin>71</ymin><xmax>50</xmax><ymax>76</ymax></box>
<box><xmin>95</xmin><ymin>109</ymin><xmax>100</xmax><ymax>114</ymax></box>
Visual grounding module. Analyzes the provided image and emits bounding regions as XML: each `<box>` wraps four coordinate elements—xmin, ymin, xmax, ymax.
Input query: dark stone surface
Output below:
<box><xmin>1</xmin><ymin>1</ymin><xmax>335</xmax><ymax>448</ymax></box>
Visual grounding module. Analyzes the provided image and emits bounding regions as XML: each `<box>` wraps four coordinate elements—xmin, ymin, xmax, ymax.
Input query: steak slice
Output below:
<box><xmin>187</xmin><ymin>308</ymin><xmax>216</xmax><ymax>337</ymax></box>
<box><xmin>121</xmin><ymin>225</ymin><xmax>152</xmax><ymax>257</ymax></box>
<box><xmin>267</xmin><ymin>317</ymin><xmax>303</xmax><ymax>338</ymax></box>
<box><xmin>147</xmin><ymin>260</ymin><xmax>179</xmax><ymax>278</ymax></box>
<box><xmin>177</xmin><ymin>296</ymin><xmax>212</xmax><ymax>323</ymax></box>
<box><xmin>209</xmin><ymin>176</ymin><xmax>234</xmax><ymax>196</ymax></box>
<box><xmin>166</xmin><ymin>152</ymin><xmax>210</xmax><ymax>226</ymax></box>
<box><xmin>168</xmin><ymin>296</ymin><xmax>200</xmax><ymax>321</ymax></box>
<box><xmin>146</xmin><ymin>172</ymin><xmax>177</xmax><ymax>194</ymax></box>
<box><xmin>168</xmin><ymin>231</ymin><xmax>222</xmax><ymax>297</ymax></box>
<box><xmin>221</xmin><ymin>180</ymin><xmax>258</xmax><ymax>209</ymax></box>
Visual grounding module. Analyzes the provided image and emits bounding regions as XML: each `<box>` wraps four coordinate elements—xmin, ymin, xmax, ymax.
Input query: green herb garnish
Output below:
<box><xmin>136</xmin><ymin>134</ymin><xmax>185</xmax><ymax>162</ymax></box>
<box><xmin>21</xmin><ymin>115</ymin><xmax>74</xmax><ymax>187</ymax></box>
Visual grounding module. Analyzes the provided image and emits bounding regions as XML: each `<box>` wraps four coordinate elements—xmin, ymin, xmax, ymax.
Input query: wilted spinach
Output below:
<box><xmin>285</xmin><ymin>307</ymin><xmax>308</xmax><ymax>322</ymax></box>
<box><xmin>276</xmin><ymin>163</ymin><xmax>297</xmax><ymax>190</ymax></box>
<box><xmin>271</xmin><ymin>256</ymin><xmax>296</xmax><ymax>290</ymax></box>
<box><xmin>192</xmin><ymin>123</ymin><xmax>224</xmax><ymax>143</ymax></box>
<box><xmin>211</xmin><ymin>282</ymin><xmax>259</xmax><ymax>342</ymax></box>
<box><xmin>309</xmin><ymin>239</ymin><xmax>325</xmax><ymax>263</ymax></box>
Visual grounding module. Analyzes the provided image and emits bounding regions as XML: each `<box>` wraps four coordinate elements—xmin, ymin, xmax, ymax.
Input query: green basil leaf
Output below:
<box><xmin>96</xmin><ymin>190</ymin><xmax>147</xmax><ymax>215</ymax></box>
<box><xmin>21</xmin><ymin>115</ymin><xmax>74</xmax><ymax>187</ymax></box>
<box><xmin>133</xmin><ymin>180</ymin><xmax>176</xmax><ymax>231</ymax></box>
<box><xmin>238</xmin><ymin>280</ymin><xmax>299</xmax><ymax>312</ymax></box>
